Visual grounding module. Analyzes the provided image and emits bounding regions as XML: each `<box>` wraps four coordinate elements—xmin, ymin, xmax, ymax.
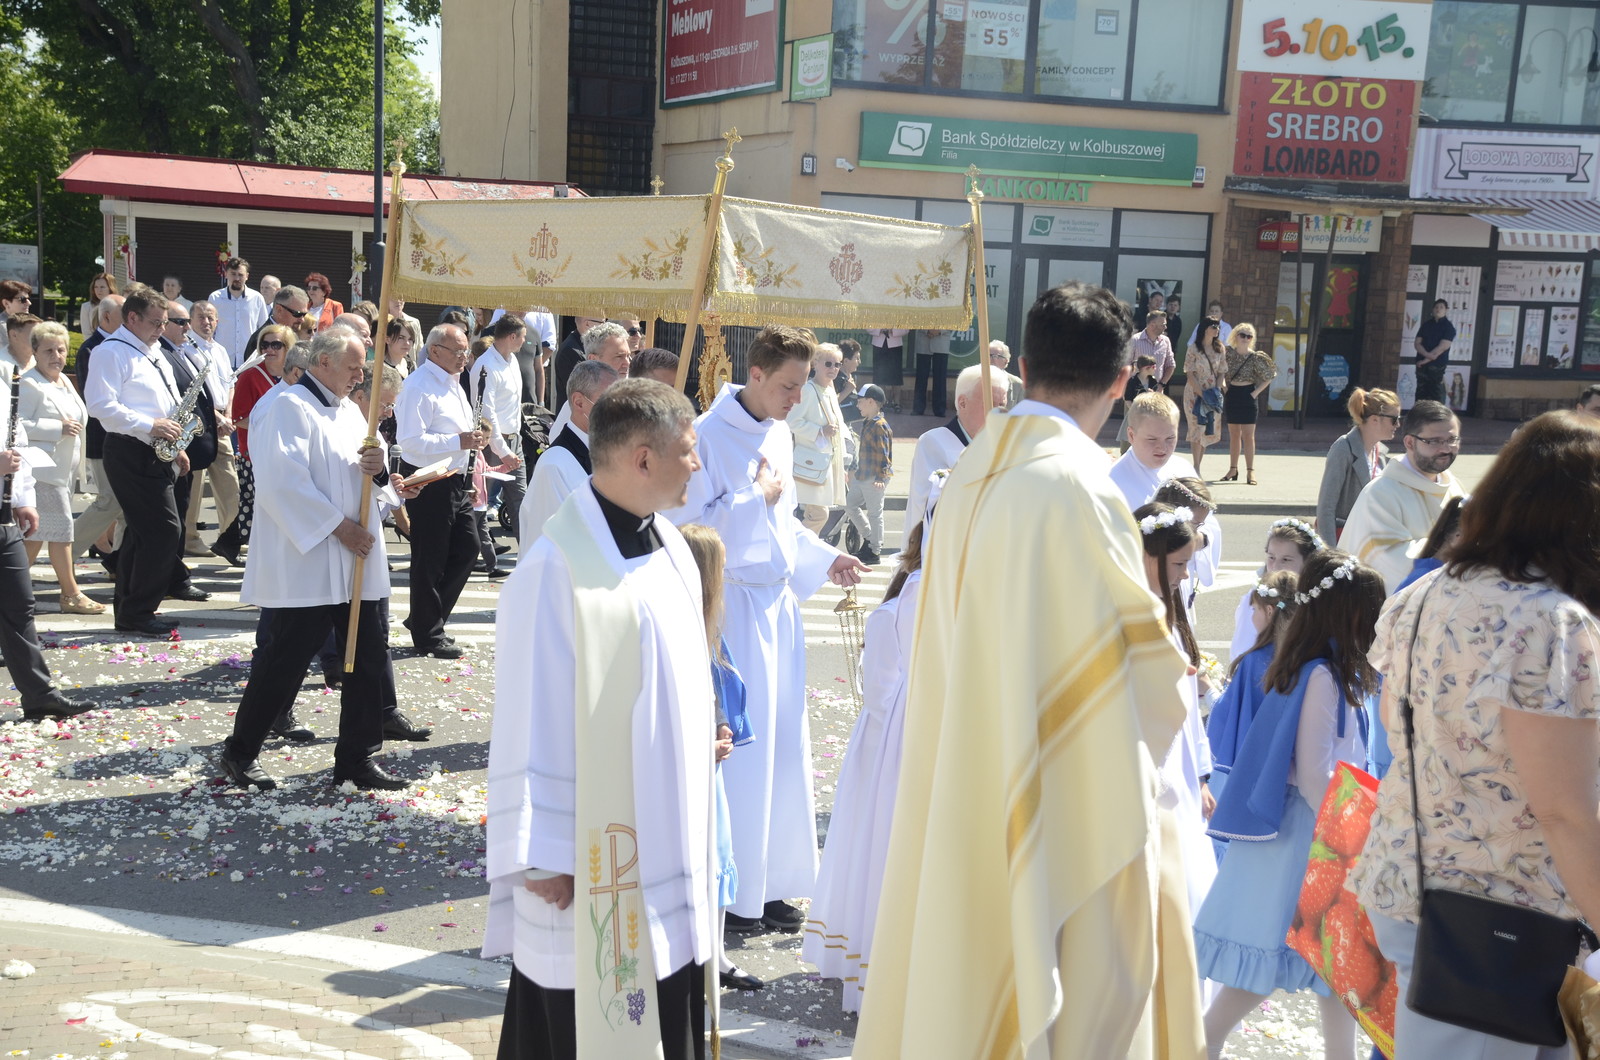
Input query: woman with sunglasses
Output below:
<box><xmin>303</xmin><ymin>273</ymin><xmax>345</xmax><ymax>333</ymax></box>
<box><xmin>0</xmin><ymin>279</ymin><xmax>33</xmax><ymax>359</ymax></box>
<box><xmin>1315</xmin><ymin>387</ymin><xmax>1399</xmax><ymax>544</ymax></box>
<box><xmin>214</xmin><ymin>324</ymin><xmax>296</xmax><ymax>564</ymax></box>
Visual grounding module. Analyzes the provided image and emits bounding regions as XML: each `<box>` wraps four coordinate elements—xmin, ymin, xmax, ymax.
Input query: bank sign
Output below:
<box><xmin>859</xmin><ymin>112</ymin><xmax>1198</xmax><ymax>186</ymax></box>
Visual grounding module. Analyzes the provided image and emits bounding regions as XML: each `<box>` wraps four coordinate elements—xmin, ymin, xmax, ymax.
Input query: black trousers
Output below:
<box><xmin>399</xmin><ymin>469</ymin><xmax>476</xmax><ymax>649</ymax></box>
<box><xmin>226</xmin><ymin>599</ymin><xmax>385</xmax><ymax>770</ymax></box>
<box><xmin>1415</xmin><ymin>360</ymin><xmax>1447</xmax><ymax>404</ymax></box>
<box><xmin>102</xmin><ymin>433</ymin><xmax>181</xmax><ymax>623</ymax></box>
<box><xmin>169</xmin><ymin>472</ymin><xmax>195</xmax><ymax>592</ymax></box>
<box><xmin>912</xmin><ymin>353</ymin><xmax>948</xmax><ymax>416</ymax></box>
<box><xmin>497</xmin><ymin>961</ymin><xmax>706</xmax><ymax>1060</ymax></box>
<box><xmin>870</xmin><ymin>342</ymin><xmax>904</xmax><ymax>387</ymax></box>
<box><xmin>0</xmin><ymin>521</ymin><xmax>56</xmax><ymax>707</ymax></box>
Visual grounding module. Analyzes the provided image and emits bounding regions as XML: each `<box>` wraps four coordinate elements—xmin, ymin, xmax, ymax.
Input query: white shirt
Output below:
<box><xmin>242</xmin><ymin>374</ymin><xmax>392</xmax><ymax>608</ymax></box>
<box><xmin>209</xmin><ymin>286</ymin><xmax>269</xmax><ymax>368</ymax></box>
<box><xmin>395</xmin><ymin>358</ymin><xmax>476</xmax><ymax>471</ymax></box>
<box><xmin>518</xmin><ymin>426</ymin><xmax>589</xmax><ymax>551</ymax></box>
<box><xmin>84</xmin><ymin>326</ymin><xmax>183</xmax><ymax>443</ymax></box>
<box><xmin>469</xmin><ymin>348</ymin><xmax>520</xmax><ymax>453</ymax></box>
<box><xmin>1108</xmin><ymin>449</ymin><xmax>1198</xmax><ymax>515</ymax></box>
<box><xmin>0</xmin><ymin>378</ymin><xmax>36</xmax><ymax>508</ymax></box>
<box><xmin>907</xmin><ymin>421</ymin><xmax>969</xmax><ymax>531</ymax></box>
<box><xmin>488</xmin><ymin>308</ymin><xmax>558</xmax><ymax>349</ymax></box>
<box><xmin>187</xmin><ymin>331</ymin><xmax>234</xmax><ymax>411</ymax></box>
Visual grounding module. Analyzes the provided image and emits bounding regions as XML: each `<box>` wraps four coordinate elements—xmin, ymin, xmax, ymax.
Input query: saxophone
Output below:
<box><xmin>153</xmin><ymin>369</ymin><xmax>208</xmax><ymax>463</ymax></box>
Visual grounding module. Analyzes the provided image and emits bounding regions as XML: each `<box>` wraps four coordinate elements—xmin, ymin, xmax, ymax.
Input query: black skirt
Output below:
<box><xmin>1223</xmin><ymin>384</ymin><xmax>1260</xmax><ymax>425</ymax></box>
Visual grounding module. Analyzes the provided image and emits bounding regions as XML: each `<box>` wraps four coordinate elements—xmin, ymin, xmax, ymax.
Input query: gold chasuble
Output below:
<box><xmin>853</xmin><ymin>410</ymin><xmax>1206</xmax><ymax>1060</ymax></box>
<box><xmin>544</xmin><ymin>501</ymin><xmax>664</xmax><ymax>1060</ymax></box>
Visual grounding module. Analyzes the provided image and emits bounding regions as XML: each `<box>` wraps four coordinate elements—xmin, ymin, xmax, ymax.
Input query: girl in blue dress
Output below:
<box><xmin>1196</xmin><ymin>549</ymin><xmax>1385</xmax><ymax>1060</ymax></box>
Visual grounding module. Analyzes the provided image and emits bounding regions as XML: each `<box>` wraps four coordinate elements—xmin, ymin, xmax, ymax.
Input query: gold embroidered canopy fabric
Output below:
<box><xmin>390</xmin><ymin>194</ymin><xmax>975</xmax><ymax>330</ymax></box>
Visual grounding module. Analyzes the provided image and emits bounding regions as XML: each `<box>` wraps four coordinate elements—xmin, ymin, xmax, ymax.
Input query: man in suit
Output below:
<box><xmin>159</xmin><ymin>310</ymin><xmax>217</xmax><ymax>603</ymax></box>
<box><xmin>72</xmin><ymin>295</ymin><xmax>126</xmax><ymax>570</ymax></box>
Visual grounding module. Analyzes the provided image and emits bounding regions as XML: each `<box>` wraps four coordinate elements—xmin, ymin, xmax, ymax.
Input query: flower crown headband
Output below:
<box><xmin>1269</xmin><ymin>517</ymin><xmax>1325</xmax><ymax>550</ymax></box>
<box><xmin>1139</xmin><ymin>506</ymin><xmax>1193</xmax><ymax>536</ymax></box>
<box><xmin>1295</xmin><ymin>556</ymin><xmax>1359</xmax><ymax>605</ymax></box>
<box><xmin>1254</xmin><ymin>581</ymin><xmax>1289</xmax><ymax>610</ymax></box>
<box><xmin>1164</xmin><ymin>479</ymin><xmax>1218</xmax><ymax>513</ymax></box>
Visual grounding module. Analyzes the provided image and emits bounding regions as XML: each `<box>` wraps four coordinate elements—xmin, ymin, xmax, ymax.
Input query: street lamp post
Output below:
<box><xmin>371</xmin><ymin>0</ymin><xmax>386</xmax><ymax>294</ymax></box>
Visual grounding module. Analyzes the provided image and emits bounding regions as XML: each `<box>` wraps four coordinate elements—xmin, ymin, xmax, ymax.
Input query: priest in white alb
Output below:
<box><xmin>517</xmin><ymin>360</ymin><xmax>618</xmax><ymax>551</ymax></box>
<box><xmin>665</xmin><ymin>325</ymin><xmax>866</xmax><ymax>933</ymax></box>
<box><xmin>487</xmin><ymin>379</ymin><xmax>717</xmax><ymax>1059</ymax></box>
<box><xmin>855</xmin><ymin>283</ymin><xmax>1206</xmax><ymax>1059</ymax></box>
<box><xmin>905</xmin><ymin>363</ymin><xmax>1008</xmax><ymax>524</ymax></box>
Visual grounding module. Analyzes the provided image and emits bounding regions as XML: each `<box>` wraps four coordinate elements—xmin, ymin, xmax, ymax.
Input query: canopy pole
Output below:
<box><xmin>674</xmin><ymin>129</ymin><xmax>740</xmax><ymax>401</ymax></box>
<box><xmin>966</xmin><ymin>165</ymin><xmax>994</xmax><ymax>411</ymax></box>
<box><xmin>345</xmin><ymin>146</ymin><xmax>408</xmax><ymax>672</ymax></box>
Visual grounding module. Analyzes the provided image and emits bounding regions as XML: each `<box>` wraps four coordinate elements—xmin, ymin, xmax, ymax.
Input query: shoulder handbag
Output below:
<box><xmin>1399</xmin><ymin>579</ymin><xmax>1599</xmax><ymax>1046</ymax></box>
<box><xmin>791</xmin><ymin>382</ymin><xmax>833</xmax><ymax>487</ymax></box>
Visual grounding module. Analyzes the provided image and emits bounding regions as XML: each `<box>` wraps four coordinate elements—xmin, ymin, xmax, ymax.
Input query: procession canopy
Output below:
<box><xmin>389</xmin><ymin>194</ymin><xmax>976</xmax><ymax>331</ymax></box>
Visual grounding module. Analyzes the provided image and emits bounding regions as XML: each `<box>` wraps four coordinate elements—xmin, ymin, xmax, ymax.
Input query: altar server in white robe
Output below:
<box><xmin>1109</xmin><ymin>391</ymin><xmax>1199</xmax><ymax>514</ymax></box>
<box><xmin>517</xmin><ymin>360</ymin><xmax>618</xmax><ymax>551</ymax></box>
<box><xmin>905</xmin><ymin>364</ymin><xmax>1007</xmax><ymax>524</ymax></box>
<box><xmin>486</xmin><ymin>379</ymin><xmax>717</xmax><ymax>1060</ymax></box>
<box><xmin>803</xmin><ymin>472</ymin><xmax>942</xmax><ymax>1013</ymax></box>
<box><xmin>666</xmin><ymin>325</ymin><xmax>867</xmax><ymax>932</ymax></box>
<box><xmin>218</xmin><ymin>327</ymin><xmax>415</xmax><ymax>792</ymax></box>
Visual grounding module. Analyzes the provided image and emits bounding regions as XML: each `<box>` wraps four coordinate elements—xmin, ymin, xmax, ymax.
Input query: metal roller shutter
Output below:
<box><xmin>131</xmin><ymin>218</ymin><xmax>229</xmax><ymax>299</ymax></box>
<box><xmin>238</xmin><ymin>224</ymin><xmax>357</xmax><ymax>305</ymax></box>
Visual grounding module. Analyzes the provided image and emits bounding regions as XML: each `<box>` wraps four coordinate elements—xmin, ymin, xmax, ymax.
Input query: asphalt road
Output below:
<box><xmin>2</xmin><ymin>444</ymin><xmax>1493</xmax><ymax>1057</ymax></box>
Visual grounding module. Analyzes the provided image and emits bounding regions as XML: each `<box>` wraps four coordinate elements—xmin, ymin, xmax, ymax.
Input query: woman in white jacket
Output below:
<box><xmin>786</xmin><ymin>342</ymin><xmax>848</xmax><ymax>536</ymax></box>
<box><xmin>19</xmin><ymin>322</ymin><xmax>103</xmax><ymax>613</ymax></box>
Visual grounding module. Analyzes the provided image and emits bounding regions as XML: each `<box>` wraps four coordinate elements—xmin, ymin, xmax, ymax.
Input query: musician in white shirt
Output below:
<box><xmin>83</xmin><ymin>285</ymin><xmax>190</xmax><ymax>636</ymax></box>
<box><xmin>469</xmin><ymin>316</ymin><xmax>528</xmax><ymax>540</ymax></box>
<box><xmin>394</xmin><ymin>324</ymin><xmax>519</xmax><ymax>657</ymax></box>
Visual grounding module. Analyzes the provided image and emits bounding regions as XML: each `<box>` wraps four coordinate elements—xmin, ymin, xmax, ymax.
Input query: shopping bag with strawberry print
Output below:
<box><xmin>1287</xmin><ymin>762</ymin><xmax>1397</xmax><ymax>1059</ymax></box>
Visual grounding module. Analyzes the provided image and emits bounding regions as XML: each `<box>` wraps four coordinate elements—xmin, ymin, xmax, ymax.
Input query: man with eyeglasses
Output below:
<box><xmin>181</xmin><ymin>301</ymin><xmax>242</xmax><ymax>560</ymax></box>
<box><xmin>610</xmin><ymin>313</ymin><xmax>645</xmax><ymax>354</ymax></box>
<box><xmin>154</xmin><ymin>307</ymin><xmax>217</xmax><ymax>605</ymax></box>
<box><xmin>242</xmin><ymin>286</ymin><xmax>311</xmax><ymax>361</ymax></box>
<box><xmin>394</xmin><ymin>324</ymin><xmax>490</xmax><ymax>659</ymax></box>
<box><xmin>1340</xmin><ymin>399</ymin><xmax>1466</xmax><ymax>592</ymax></box>
<box><xmin>208</xmin><ymin>257</ymin><xmax>270</xmax><ymax>369</ymax></box>
<box><xmin>84</xmin><ymin>285</ymin><xmax>193</xmax><ymax>635</ymax></box>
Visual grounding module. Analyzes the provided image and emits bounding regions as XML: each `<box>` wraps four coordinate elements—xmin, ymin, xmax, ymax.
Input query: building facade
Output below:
<box><xmin>438</xmin><ymin>0</ymin><xmax>1599</xmax><ymax>417</ymax></box>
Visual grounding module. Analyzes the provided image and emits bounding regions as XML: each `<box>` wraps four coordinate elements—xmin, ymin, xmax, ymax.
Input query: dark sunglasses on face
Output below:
<box><xmin>260</xmin><ymin>340</ymin><xmax>287</xmax><ymax>351</ymax></box>
<box><xmin>169</xmin><ymin>318</ymin><xmax>190</xmax><ymax>327</ymax></box>
<box><xmin>283</xmin><ymin>307</ymin><xmax>307</xmax><ymax>319</ymax></box>
<box><xmin>625</xmin><ymin>327</ymin><xmax>643</xmax><ymax>336</ymax></box>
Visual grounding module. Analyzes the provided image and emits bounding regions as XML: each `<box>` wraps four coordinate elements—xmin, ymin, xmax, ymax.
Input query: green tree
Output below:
<box><xmin>4</xmin><ymin>0</ymin><xmax>440</xmax><ymax>296</ymax></box>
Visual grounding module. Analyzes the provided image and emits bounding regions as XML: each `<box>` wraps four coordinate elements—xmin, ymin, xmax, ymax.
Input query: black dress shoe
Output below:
<box><xmin>21</xmin><ymin>694</ymin><xmax>93</xmax><ymax>722</ymax></box>
<box><xmin>761</xmin><ymin>899</ymin><xmax>806</xmax><ymax>933</ymax></box>
<box><xmin>486</xmin><ymin>568</ymin><xmax>510</xmax><ymax>580</ymax></box>
<box><xmin>854</xmin><ymin>548</ymin><xmax>881</xmax><ymax>566</ymax></box>
<box><xmin>219</xmin><ymin>750</ymin><xmax>277</xmax><ymax>791</ymax></box>
<box><xmin>724</xmin><ymin>912</ymin><xmax>765</xmax><ymax>933</ymax></box>
<box><xmin>382</xmin><ymin>711</ymin><xmax>433</xmax><ymax>741</ymax></box>
<box><xmin>269</xmin><ymin>710</ymin><xmax>315</xmax><ymax>742</ymax></box>
<box><xmin>418</xmin><ymin>642</ymin><xmax>466</xmax><ymax>659</ymax></box>
<box><xmin>332</xmin><ymin>760</ymin><xmax>409</xmax><ymax>790</ymax></box>
<box><xmin>168</xmin><ymin>585</ymin><xmax>211</xmax><ymax>602</ymax></box>
<box><xmin>494</xmin><ymin>544</ymin><xmax>511</xmax><ymax>555</ymax></box>
<box><xmin>211</xmin><ymin>544</ymin><xmax>242</xmax><ymax>567</ymax></box>
<box><xmin>115</xmin><ymin>617</ymin><xmax>173</xmax><ymax>637</ymax></box>
<box><xmin>719</xmin><ymin>966</ymin><xmax>765</xmax><ymax>991</ymax></box>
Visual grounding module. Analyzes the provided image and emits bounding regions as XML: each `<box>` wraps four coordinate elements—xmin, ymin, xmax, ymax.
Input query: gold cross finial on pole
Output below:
<box><xmin>650</xmin><ymin>174</ymin><xmax>664</xmax><ymax>196</ymax></box>
<box><xmin>722</xmin><ymin>127</ymin><xmax>742</xmax><ymax>156</ymax></box>
<box><xmin>965</xmin><ymin>163</ymin><xmax>983</xmax><ymax>200</ymax></box>
<box><xmin>391</xmin><ymin>135</ymin><xmax>409</xmax><ymax>170</ymax></box>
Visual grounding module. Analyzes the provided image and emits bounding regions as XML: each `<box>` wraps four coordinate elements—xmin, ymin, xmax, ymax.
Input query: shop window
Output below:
<box><xmin>1424</xmin><ymin>0</ymin><xmax>1599</xmax><ymax>127</ymax></box>
<box><xmin>1581</xmin><ymin>261</ymin><xmax>1600</xmax><ymax>371</ymax></box>
<box><xmin>1511</xmin><ymin>5</ymin><xmax>1600</xmax><ymax>127</ymax></box>
<box><xmin>835</xmin><ymin>0</ymin><xmax>1229</xmax><ymax>107</ymax></box>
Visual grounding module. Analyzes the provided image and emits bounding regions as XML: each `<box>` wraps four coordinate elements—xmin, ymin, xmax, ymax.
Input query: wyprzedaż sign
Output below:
<box><xmin>1233</xmin><ymin>0</ymin><xmax>1430</xmax><ymax>183</ymax></box>
<box><xmin>859</xmin><ymin>112</ymin><xmax>1198</xmax><ymax>186</ymax></box>
<box><xmin>662</xmin><ymin>0</ymin><xmax>782</xmax><ymax>106</ymax></box>
<box><xmin>1234</xmin><ymin>73</ymin><xmax>1416</xmax><ymax>182</ymax></box>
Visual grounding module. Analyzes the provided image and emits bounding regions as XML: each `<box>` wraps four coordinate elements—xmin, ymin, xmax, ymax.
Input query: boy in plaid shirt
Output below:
<box><xmin>846</xmin><ymin>384</ymin><xmax>893</xmax><ymax>564</ymax></box>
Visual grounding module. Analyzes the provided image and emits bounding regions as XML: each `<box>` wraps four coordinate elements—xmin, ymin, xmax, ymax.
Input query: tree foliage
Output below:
<box><xmin>2</xmin><ymin>0</ymin><xmax>440</xmax><ymax>296</ymax></box>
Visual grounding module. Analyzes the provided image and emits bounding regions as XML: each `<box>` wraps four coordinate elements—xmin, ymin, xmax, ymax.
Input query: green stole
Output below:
<box><xmin>544</xmin><ymin>500</ymin><xmax>663</xmax><ymax>1057</ymax></box>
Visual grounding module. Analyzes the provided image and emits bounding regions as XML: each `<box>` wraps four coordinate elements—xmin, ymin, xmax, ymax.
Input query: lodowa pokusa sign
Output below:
<box><xmin>662</xmin><ymin>0</ymin><xmax>782</xmax><ymax>106</ymax></box>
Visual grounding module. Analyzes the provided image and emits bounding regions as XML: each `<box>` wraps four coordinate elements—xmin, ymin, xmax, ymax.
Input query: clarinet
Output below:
<box><xmin>1</xmin><ymin>371</ymin><xmax>19</xmax><ymax>509</ymax></box>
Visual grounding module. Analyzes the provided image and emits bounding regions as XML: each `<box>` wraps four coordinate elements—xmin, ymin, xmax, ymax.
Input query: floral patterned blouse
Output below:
<box><xmin>1224</xmin><ymin>348</ymin><xmax>1276</xmax><ymax>389</ymax></box>
<box><xmin>1351</xmin><ymin>568</ymin><xmax>1600</xmax><ymax>924</ymax></box>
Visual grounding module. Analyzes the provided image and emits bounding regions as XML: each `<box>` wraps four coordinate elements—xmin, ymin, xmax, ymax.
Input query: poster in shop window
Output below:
<box><xmin>1495</xmin><ymin>260</ymin><xmax>1584</xmax><ymax>303</ymax></box>
<box><xmin>1402</xmin><ymin>299</ymin><xmax>1423</xmax><ymax>368</ymax></box>
<box><xmin>1549</xmin><ymin>306</ymin><xmax>1579</xmax><ymax>370</ymax></box>
<box><xmin>1487</xmin><ymin>305</ymin><xmax>1518</xmax><ymax>369</ymax></box>
<box><xmin>1521</xmin><ymin>308</ymin><xmax>1546</xmax><ymax>368</ymax></box>
<box><xmin>1435</xmin><ymin>265</ymin><xmax>1480</xmax><ymax>357</ymax></box>
<box><xmin>661</xmin><ymin>0</ymin><xmax>782</xmax><ymax>106</ymax></box>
